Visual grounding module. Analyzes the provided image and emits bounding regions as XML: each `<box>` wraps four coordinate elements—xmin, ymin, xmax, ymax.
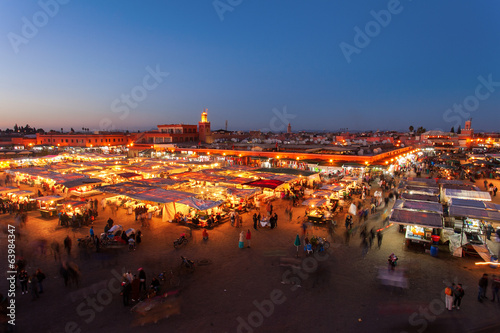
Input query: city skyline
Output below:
<box><xmin>1</xmin><ymin>1</ymin><xmax>500</xmax><ymax>132</ymax></box>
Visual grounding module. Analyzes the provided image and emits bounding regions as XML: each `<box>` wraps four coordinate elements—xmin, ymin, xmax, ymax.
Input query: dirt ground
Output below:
<box><xmin>1</xmin><ymin>171</ymin><xmax>500</xmax><ymax>333</ymax></box>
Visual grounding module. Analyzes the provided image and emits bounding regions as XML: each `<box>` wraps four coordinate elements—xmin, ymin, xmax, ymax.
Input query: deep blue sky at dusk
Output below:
<box><xmin>1</xmin><ymin>0</ymin><xmax>500</xmax><ymax>132</ymax></box>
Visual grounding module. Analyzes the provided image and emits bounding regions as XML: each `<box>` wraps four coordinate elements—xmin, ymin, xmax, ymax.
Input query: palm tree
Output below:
<box><xmin>409</xmin><ymin>126</ymin><xmax>414</xmax><ymax>133</ymax></box>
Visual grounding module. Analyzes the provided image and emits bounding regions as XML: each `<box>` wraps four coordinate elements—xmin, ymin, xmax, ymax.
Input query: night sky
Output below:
<box><xmin>1</xmin><ymin>0</ymin><xmax>500</xmax><ymax>132</ymax></box>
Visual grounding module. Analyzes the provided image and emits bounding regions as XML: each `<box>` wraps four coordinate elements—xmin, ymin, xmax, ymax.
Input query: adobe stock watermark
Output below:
<box><xmin>260</xmin><ymin>106</ymin><xmax>296</xmax><ymax>133</ymax></box>
<box><xmin>235</xmin><ymin>246</ymin><xmax>335</xmax><ymax>333</ymax></box>
<box><xmin>339</xmin><ymin>0</ymin><xmax>407</xmax><ymax>64</ymax></box>
<box><xmin>442</xmin><ymin>74</ymin><xmax>499</xmax><ymax>129</ymax></box>
<box><xmin>213</xmin><ymin>0</ymin><xmax>243</xmax><ymax>21</ymax></box>
<box><xmin>48</xmin><ymin>267</ymin><xmax>127</xmax><ymax>333</ymax></box>
<box><xmin>401</xmin><ymin>277</ymin><xmax>467</xmax><ymax>333</ymax></box>
<box><xmin>7</xmin><ymin>0</ymin><xmax>71</xmax><ymax>54</ymax></box>
<box><xmin>99</xmin><ymin>65</ymin><xmax>169</xmax><ymax>131</ymax></box>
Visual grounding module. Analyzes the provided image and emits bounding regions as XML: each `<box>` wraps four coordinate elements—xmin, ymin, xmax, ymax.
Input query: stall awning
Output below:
<box><xmin>254</xmin><ymin>168</ymin><xmax>317</xmax><ymax>177</ymax></box>
<box><xmin>60</xmin><ymin>178</ymin><xmax>102</xmax><ymax>189</ymax></box>
<box><xmin>401</xmin><ymin>193</ymin><xmax>440</xmax><ymax>202</ymax></box>
<box><xmin>449</xmin><ymin>198</ymin><xmax>500</xmax><ymax>211</ymax></box>
<box><xmin>62</xmin><ymin>201</ymin><xmax>88</xmax><ymax>208</ymax></box>
<box><xmin>244</xmin><ymin>179</ymin><xmax>284</xmax><ymax>189</ymax></box>
<box><xmin>8</xmin><ymin>190</ymin><xmax>34</xmax><ymax>196</ymax></box>
<box><xmin>177</xmin><ymin>197</ymin><xmax>223</xmax><ymax>210</ymax></box>
<box><xmin>404</xmin><ymin>186</ymin><xmax>439</xmax><ymax>196</ymax></box>
<box><xmin>36</xmin><ymin>195</ymin><xmax>64</xmax><ymax>202</ymax></box>
<box><xmin>320</xmin><ymin>185</ymin><xmax>344</xmax><ymax>191</ymax></box>
<box><xmin>389</xmin><ymin>209</ymin><xmax>443</xmax><ymax>228</ymax></box>
<box><xmin>393</xmin><ymin>199</ymin><xmax>443</xmax><ymax>214</ymax></box>
<box><xmin>448</xmin><ymin>206</ymin><xmax>500</xmax><ymax>222</ymax></box>
<box><xmin>225</xmin><ymin>188</ymin><xmax>260</xmax><ymax>198</ymax></box>
<box><xmin>444</xmin><ymin>188</ymin><xmax>491</xmax><ymax>202</ymax></box>
<box><xmin>301</xmin><ymin>198</ymin><xmax>327</xmax><ymax>207</ymax></box>
<box><xmin>0</xmin><ymin>186</ymin><xmax>17</xmax><ymax>194</ymax></box>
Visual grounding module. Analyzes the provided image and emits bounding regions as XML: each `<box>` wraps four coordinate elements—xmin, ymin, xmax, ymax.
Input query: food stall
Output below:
<box><xmin>389</xmin><ymin>208</ymin><xmax>443</xmax><ymax>248</ymax></box>
<box><xmin>302</xmin><ymin>197</ymin><xmax>331</xmax><ymax>223</ymax></box>
<box><xmin>447</xmin><ymin>203</ymin><xmax>500</xmax><ymax>260</ymax></box>
<box><xmin>36</xmin><ymin>195</ymin><xmax>65</xmax><ymax>217</ymax></box>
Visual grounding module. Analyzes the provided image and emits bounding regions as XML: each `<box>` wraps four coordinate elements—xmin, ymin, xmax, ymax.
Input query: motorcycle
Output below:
<box><xmin>173</xmin><ymin>233</ymin><xmax>188</xmax><ymax>248</ymax></box>
<box><xmin>180</xmin><ymin>256</ymin><xmax>194</xmax><ymax>269</ymax></box>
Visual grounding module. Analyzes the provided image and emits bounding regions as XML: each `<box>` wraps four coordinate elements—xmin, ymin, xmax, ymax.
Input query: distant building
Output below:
<box><xmin>287</xmin><ymin>123</ymin><xmax>292</xmax><ymax>134</ymax></box>
<box><xmin>134</xmin><ymin>124</ymin><xmax>198</xmax><ymax>146</ymax></box>
<box><xmin>36</xmin><ymin>132</ymin><xmax>132</xmax><ymax>147</ymax></box>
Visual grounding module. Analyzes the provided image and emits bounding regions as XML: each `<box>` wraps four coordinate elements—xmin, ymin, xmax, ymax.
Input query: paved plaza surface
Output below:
<box><xmin>2</xmin><ymin>174</ymin><xmax>500</xmax><ymax>333</ymax></box>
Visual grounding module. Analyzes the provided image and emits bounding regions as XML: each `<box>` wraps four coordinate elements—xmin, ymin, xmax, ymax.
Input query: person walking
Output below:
<box><xmin>89</xmin><ymin>226</ymin><xmax>95</xmax><ymax>241</ymax></box>
<box><xmin>138</xmin><ymin>268</ymin><xmax>146</xmax><ymax>292</ymax></box>
<box><xmin>19</xmin><ymin>270</ymin><xmax>28</xmax><ymax>295</ymax></box>
<box><xmin>238</xmin><ymin>231</ymin><xmax>245</xmax><ymax>249</ymax></box>
<box><xmin>28</xmin><ymin>274</ymin><xmax>39</xmax><ymax>301</ymax></box>
<box><xmin>491</xmin><ymin>274</ymin><xmax>500</xmax><ymax>303</ymax></box>
<box><xmin>445</xmin><ymin>284</ymin><xmax>454</xmax><ymax>311</ymax></box>
<box><xmin>64</xmin><ymin>235</ymin><xmax>72</xmax><ymax>256</ymax></box>
<box><xmin>101</xmin><ymin>198</ymin><xmax>107</xmax><ymax>211</ymax></box>
<box><xmin>35</xmin><ymin>268</ymin><xmax>46</xmax><ymax>294</ymax></box>
<box><xmin>453</xmin><ymin>283</ymin><xmax>465</xmax><ymax>309</ymax></box>
<box><xmin>377</xmin><ymin>230</ymin><xmax>383</xmax><ymax>249</ymax></box>
<box><xmin>478</xmin><ymin>273</ymin><xmax>489</xmax><ymax>302</ymax></box>
<box><xmin>121</xmin><ymin>278</ymin><xmax>132</xmax><ymax>306</ymax></box>
<box><xmin>246</xmin><ymin>229</ymin><xmax>252</xmax><ymax>248</ymax></box>
<box><xmin>253</xmin><ymin>213</ymin><xmax>258</xmax><ymax>230</ymax></box>
<box><xmin>273</xmin><ymin>213</ymin><xmax>278</xmax><ymax>228</ymax></box>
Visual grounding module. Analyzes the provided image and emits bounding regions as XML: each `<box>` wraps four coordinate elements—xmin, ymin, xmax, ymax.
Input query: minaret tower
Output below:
<box><xmin>198</xmin><ymin>108</ymin><xmax>213</xmax><ymax>143</ymax></box>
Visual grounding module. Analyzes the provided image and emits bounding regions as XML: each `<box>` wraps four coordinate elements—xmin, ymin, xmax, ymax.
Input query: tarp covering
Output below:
<box><xmin>8</xmin><ymin>190</ymin><xmax>34</xmax><ymax>196</ymax></box>
<box><xmin>225</xmin><ymin>188</ymin><xmax>260</xmax><ymax>198</ymax></box>
<box><xmin>320</xmin><ymin>185</ymin><xmax>344</xmax><ymax>191</ymax></box>
<box><xmin>443</xmin><ymin>188</ymin><xmax>491</xmax><ymax>202</ymax></box>
<box><xmin>448</xmin><ymin>206</ymin><xmax>500</xmax><ymax>221</ymax></box>
<box><xmin>405</xmin><ymin>177</ymin><xmax>437</xmax><ymax>186</ymax></box>
<box><xmin>441</xmin><ymin>184</ymin><xmax>480</xmax><ymax>191</ymax></box>
<box><xmin>96</xmin><ymin>183</ymin><xmax>195</xmax><ymax>203</ymax></box>
<box><xmin>252</xmin><ymin>173</ymin><xmax>297</xmax><ymax>183</ymax></box>
<box><xmin>36</xmin><ymin>195</ymin><xmax>64</xmax><ymax>202</ymax></box>
<box><xmin>449</xmin><ymin>198</ymin><xmax>500</xmax><ymax>211</ymax></box>
<box><xmin>177</xmin><ymin>197</ymin><xmax>223</xmax><ymax>211</ymax></box>
<box><xmin>404</xmin><ymin>186</ymin><xmax>439</xmax><ymax>195</ymax></box>
<box><xmin>401</xmin><ymin>193</ymin><xmax>440</xmax><ymax>202</ymax></box>
<box><xmin>244</xmin><ymin>179</ymin><xmax>284</xmax><ymax>189</ymax></box>
<box><xmin>312</xmin><ymin>190</ymin><xmax>334</xmax><ymax>198</ymax></box>
<box><xmin>62</xmin><ymin>200</ymin><xmax>88</xmax><ymax>208</ymax></box>
<box><xmin>60</xmin><ymin>178</ymin><xmax>102</xmax><ymax>189</ymax></box>
<box><xmin>0</xmin><ymin>186</ymin><xmax>17</xmax><ymax>194</ymax></box>
<box><xmin>393</xmin><ymin>199</ymin><xmax>443</xmax><ymax>214</ymax></box>
<box><xmin>117</xmin><ymin>172</ymin><xmax>142</xmax><ymax>179</ymax></box>
<box><xmin>389</xmin><ymin>209</ymin><xmax>443</xmax><ymax>228</ymax></box>
<box><xmin>301</xmin><ymin>198</ymin><xmax>327</xmax><ymax>207</ymax></box>
<box><xmin>254</xmin><ymin>168</ymin><xmax>318</xmax><ymax>177</ymax></box>
<box><xmin>132</xmin><ymin>179</ymin><xmax>186</xmax><ymax>187</ymax></box>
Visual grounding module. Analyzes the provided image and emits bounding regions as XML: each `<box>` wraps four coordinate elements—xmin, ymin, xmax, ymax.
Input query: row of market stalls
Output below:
<box><xmin>390</xmin><ymin>177</ymin><xmax>500</xmax><ymax>261</ymax></box>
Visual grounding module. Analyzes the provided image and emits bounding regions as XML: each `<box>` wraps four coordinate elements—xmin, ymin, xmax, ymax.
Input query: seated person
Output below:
<box><xmin>150</xmin><ymin>277</ymin><xmax>160</xmax><ymax>293</ymax></box>
<box><xmin>191</xmin><ymin>216</ymin><xmax>199</xmax><ymax>225</ymax></box>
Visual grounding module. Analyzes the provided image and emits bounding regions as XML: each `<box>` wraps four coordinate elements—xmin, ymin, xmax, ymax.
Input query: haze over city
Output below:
<box><xmin>1</xmin><ymin>0</ymin><xmax>500</xmax><ymax>132</ymax></box>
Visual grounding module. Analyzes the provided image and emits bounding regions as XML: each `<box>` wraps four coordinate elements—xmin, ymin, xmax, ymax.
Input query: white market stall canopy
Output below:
<box><xmin>393</xmin><ymin>199</ymin><xmax>443</xmax><ymax>215</ymax></box>
<box><xmin>36</xmin><ymin>195</ymin><xmax>65</xmax><ymax>202</ymax></box>
<box><xmin>177</xmin><ymin>197</ymin><xmax>224</xmax><ymax>211</ymax></box>
<box><xmin>401</xmin><ymin>193</ymin><xmax>439</xmax><ymax>202</ymax></box>
<box><xmin>448</xmin><ymin>206</ymin><xmax>500</xmax><ymax>222</ymax></box>
<box><xmin>443</xmin><ymin>188</ymin><xmax>491</xmax><ymax>202</ymax></box>
<box><xmin>404</xmin><ymin>186</ymin><xmax>440</xmax><ymax>196</ymax></box>
<box><xmin>0</xmin><ymin>186</ymin><xmax>18</xmax><ymax>194</ymax></box>
<box><xmin>449</xmin><ymin>198</ymin><xmax>500</xmax><ymax>211</ymax></box>
<box><xmin>302</xmin><ymin>197</ymin><xmax>327</xmax><ymax>207</ymax></box>
<box><xmin>97</xmin><ymin>183</ymin><xmax>195</xmax><ymax>204</ymax></box>
<box><xmin>320</xmin><ymin>185</ymin><xmax>344</xmax><ymax>191</ymax></box>
<box><xmin>225</xmin><ymin>188</ymin><xmax>260</xmax><ymax>198</ymax></box>
<box><xmin>389</xmin><ymin>209</ymin><xmax>443</xmax><ymax>228</ymax></box>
